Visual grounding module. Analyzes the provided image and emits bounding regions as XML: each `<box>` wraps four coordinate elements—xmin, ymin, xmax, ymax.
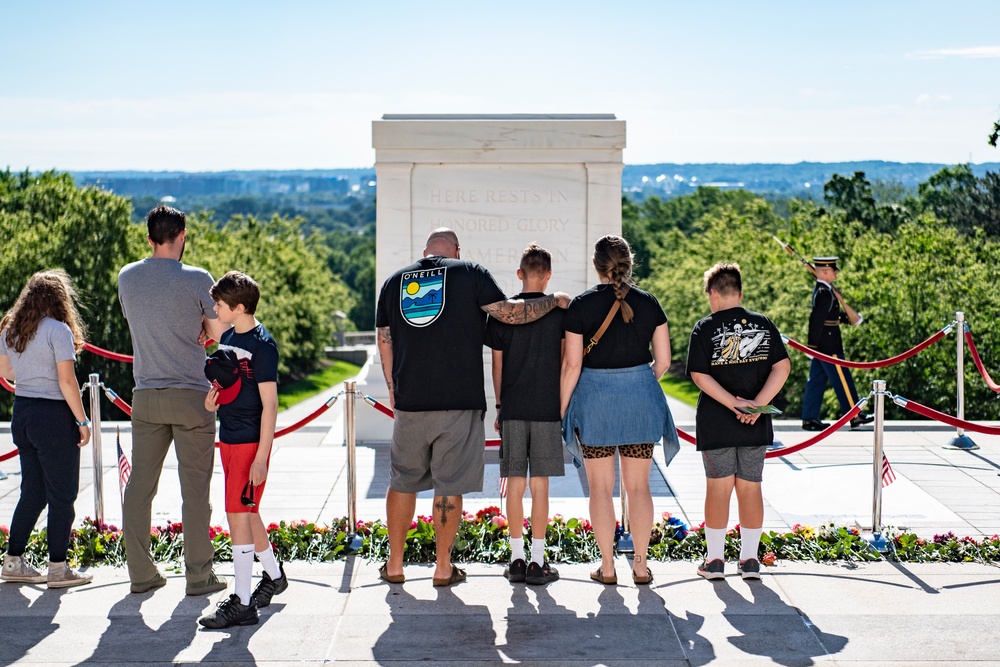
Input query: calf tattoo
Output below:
<box><xmin>435</xmin><ymin>497</ymin><xmax>457</xmax><ymax>526</ymax></box>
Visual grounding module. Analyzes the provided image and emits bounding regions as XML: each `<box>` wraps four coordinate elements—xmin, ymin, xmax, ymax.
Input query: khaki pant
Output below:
<box><xmin>123</xmin><ymin>388</ymin><xmax>216</xmax><ymax>585</ymax></box>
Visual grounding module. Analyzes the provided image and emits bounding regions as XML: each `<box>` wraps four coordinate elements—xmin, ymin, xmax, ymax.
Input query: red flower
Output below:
<box><xmin>762</xmin><ymin>552</ymin><xmax>777</xmax><ymax>566</ymax></box>
<box><xmin>267</xmin><ymin>522</ymin><xmax>281</xmax><ymax>532</ymax></box>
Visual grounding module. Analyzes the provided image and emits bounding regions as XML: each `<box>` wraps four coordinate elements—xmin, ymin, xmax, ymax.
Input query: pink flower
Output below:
<box><xmin>410</xmin><ymin>520</ymin><xmax>418</xmax><ymax>529</ymax></box>
<box><xmin>491</xmin><ymin>515</ymin><xmax>508</xmax><ymax>529</ymax></box>
<box><xmin>762</xmin><ymin>552</ymin><xmax>777</xmax><ymax>566</ymax></box>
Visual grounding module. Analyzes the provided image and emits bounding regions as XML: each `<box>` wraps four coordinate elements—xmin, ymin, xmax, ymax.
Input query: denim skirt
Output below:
<box><xmin>562</xmin><ymin>364</ymin><xmax>679</xmax><ymax>467</ymax></box>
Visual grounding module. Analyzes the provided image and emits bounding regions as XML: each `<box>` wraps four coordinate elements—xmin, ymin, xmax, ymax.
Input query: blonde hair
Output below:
<box><xmin>593</xmin><ymin>235</ymin><xmax>634</xmax><ymax>323</ymax></box>
<box><xmin>1</xmin><ymin>270</ymin><xmax>87</xmax><ymax>354</ymax></box>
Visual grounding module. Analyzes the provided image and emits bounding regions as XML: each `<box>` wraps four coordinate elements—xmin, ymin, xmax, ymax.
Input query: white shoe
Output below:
<box><xmin>47</xmin><ymin>561</ymin><xmax>93</xmax><ymax>589</ymax></box>
<box><xmin>2</xmin><ymin>555</ymin><xmax>48</xmax><ymax>584</ymax></box>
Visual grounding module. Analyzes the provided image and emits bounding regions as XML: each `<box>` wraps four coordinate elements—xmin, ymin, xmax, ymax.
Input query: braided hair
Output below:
<box><xmin>593</xmin><ymin>235</ymin><xmax>634</xmax><ymax>323</ymax></box>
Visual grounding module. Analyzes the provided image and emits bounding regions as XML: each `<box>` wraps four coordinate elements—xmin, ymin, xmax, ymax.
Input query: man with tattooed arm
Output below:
<box><xmin>375</xmin><ymin>228</ymin><xmax>569</xmax><ymax>587</ymax></box>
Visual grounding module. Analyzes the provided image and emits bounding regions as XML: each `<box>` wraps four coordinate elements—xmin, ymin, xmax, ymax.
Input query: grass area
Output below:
<box><xmin>660</xmin><ymin>373</ymin><xmax>700</xmax><ymax>407</ymax></box>
<box><xmin>277</xmin><ymin>359</ymin><xmax>362</xmax><ymax>411</ymax></box>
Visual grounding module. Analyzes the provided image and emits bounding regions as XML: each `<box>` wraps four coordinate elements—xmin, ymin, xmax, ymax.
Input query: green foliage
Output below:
<box><xmin>638</xmin><ymin>171</ymin><xmax>1000</xmax><ymax>420</ymax></box>
<box><xmin>277</xmin><ymin>359</ymin><xmax>362</xmax><ymax>411</ymax></box>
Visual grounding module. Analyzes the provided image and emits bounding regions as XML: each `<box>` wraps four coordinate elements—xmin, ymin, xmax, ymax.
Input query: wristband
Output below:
<box><xmin>76</xmin><ymin>419</ymin><xmax>91</xmax><ymax>427</ymax></box>
<box><xmin>495</xmin><ymin>404</ymin><xmax>501</xmax><ymax>409</ymax></box>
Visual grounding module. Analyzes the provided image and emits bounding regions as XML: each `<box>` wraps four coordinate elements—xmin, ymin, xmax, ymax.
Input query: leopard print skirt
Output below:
<box><xmin>580</xmin><ymin>442</ymin><xmax>654</xmax><ymax>460</ymax></box>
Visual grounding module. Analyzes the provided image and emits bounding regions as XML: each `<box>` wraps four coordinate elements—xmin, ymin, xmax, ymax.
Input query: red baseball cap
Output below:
<box><xmin>205</xmin><ymin>349</ymin><xmax>242</xmax><ymax>405</ymax></box>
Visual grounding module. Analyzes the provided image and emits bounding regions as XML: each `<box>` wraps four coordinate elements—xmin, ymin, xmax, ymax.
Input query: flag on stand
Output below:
<box><xmin>881</xmin><ymin>452</ymin><xmax>896</xmax><ymax>488</ymax></box>
<box><xmin>117</xmin><ymin>427</ymin><xmax>132</xmax><ymax>500</ymax></box>
<box><xmin>499</xmin><ymin>476</ymin><xmax>507</xmax><ymax>499</ymax></box>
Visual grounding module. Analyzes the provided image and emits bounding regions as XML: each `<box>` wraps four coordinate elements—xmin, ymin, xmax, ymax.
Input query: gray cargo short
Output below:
<box><xmin>701</xmin><ymin>445</ymin><xmax>766</xmax><ymax>482</ymax></box>
<box><xmin>389</xmin><ymin>409</ymin><xmax>485</xmax><ymax>496</ymax></box>
<box><xmin>499</xmin><ymin>420</ymin><xmax>565</xmax><ymax>478</ymax></box>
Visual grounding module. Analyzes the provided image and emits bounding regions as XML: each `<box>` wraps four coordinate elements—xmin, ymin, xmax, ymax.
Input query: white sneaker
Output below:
<box><xmin>2</xmin><ymin>555</ymin><xmax>47</xmax><ymax>584</ymax></box>
<box><xmin>47</xmin><ymin>561</ymin><xmax>93</xmax><ymax>589</ymax></box>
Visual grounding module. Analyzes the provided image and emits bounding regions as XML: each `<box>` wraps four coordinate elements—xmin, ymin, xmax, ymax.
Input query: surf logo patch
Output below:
<box><xmin>399</xmin><ymin>267</ymin><xmax>446</xmax><ymax>327</ymax></box>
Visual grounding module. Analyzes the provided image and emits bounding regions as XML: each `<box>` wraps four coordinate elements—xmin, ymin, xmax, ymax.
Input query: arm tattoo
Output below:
<box><xmin>377</xmin><ymin>327</ymin><xmax>392</xmax><ymax>344</ymax></box>
<box><xmin>435</xmin><ymin>496</ymin><xmax>457</xmax><ymax>526</ymax></box>
<box><xmin>483</xmin><ymin>294</ymin><xmax>557</xmax><ymax>325</ymax></box>
<box><xmin>379</xmin><ymin>359</ymin><xmax>393</xmax><ymax>392</ymax></box>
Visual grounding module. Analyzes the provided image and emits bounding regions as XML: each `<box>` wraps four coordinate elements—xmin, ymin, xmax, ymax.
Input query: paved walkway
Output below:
<box><xmin>2</xmin><ymin>376</ymin><xmax>1000</xmax><ymax>665</ymax></box>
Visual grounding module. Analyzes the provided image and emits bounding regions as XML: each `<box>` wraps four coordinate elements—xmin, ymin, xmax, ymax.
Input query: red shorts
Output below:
<box><xmin>219</xmin><ymin>442</ymin><xmax>270</xmax><ymax>513</ymax></box>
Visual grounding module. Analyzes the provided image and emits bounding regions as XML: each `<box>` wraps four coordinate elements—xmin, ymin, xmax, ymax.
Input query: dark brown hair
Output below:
<box><xmin>210</xmin><ymin>271</ymin><xmax>260</xmax><ymax>314</ymax></box>
<box><xmin>146</xmin><ymin>204</ymin><xmax>186</xmax><ymax>245</ymax></box>
<box><xmin>519</xmin><ymin>242</ymin><xmax>552</xmax><ymax>278</ymax></box>
<box><xmin>593</xmin><ymin>235</ymin><xmax>634</xmax><ymax>323</ymax></box>
<box><xmin>1</xmin><ymin>269</ymin><xmax>87</xmax><ymax>354</ymax></box>
<box><xmin>703</xmin><ymin>262</ymin><xmax>743</xmax><ymax>297</ymax></box>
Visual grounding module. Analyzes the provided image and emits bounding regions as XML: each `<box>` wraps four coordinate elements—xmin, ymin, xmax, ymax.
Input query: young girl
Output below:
<box><xmin>0</xmin><ymin>270</ymin><xmax>93</xmax><ymax>588</ymax></box>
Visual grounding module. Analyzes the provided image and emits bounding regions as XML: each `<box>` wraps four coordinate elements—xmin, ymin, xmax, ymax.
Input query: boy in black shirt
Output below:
<box><xmin>485</xmin><ymin>244</ymin><xmax>564</xmax><ymax>585</ymax></box>
<box><xmin>199</xmin><ymin>272</ymin><xmax>287</xmax><ymax>628</ymax></box>
<box><xmin>686</xmin><ymin>263</ymin><xmax>790</xmax><ymax>581</ymax></box>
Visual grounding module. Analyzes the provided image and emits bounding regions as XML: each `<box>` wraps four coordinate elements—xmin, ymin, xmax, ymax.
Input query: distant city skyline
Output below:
<box><xmin>2</xmin><ymin>1</ymin><xmax>998</xmax><ymax>171</ymax></box>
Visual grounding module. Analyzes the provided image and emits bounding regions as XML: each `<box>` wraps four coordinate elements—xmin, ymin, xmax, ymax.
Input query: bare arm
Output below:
<box><xmin>650</xmin><ymin>322</ymin><xmax>672</xmax><ymax>380</ymax></box>
<box><xmin>249</xmin><ymin>381</ymin><xmax>279</xmax><ymax>486</ymax></box>
<box><xmin>56</xmin><ymin>359</ymin><xmax>90</xmax><ymax>447</ymax></box>
<box><xmin>0</xmin><ymin>353</ymin><xmax>13</xmax><ymax>382</ymax></box>
<box><xmin>202</xmin><ymin>315</ymin><xmax>229</xmax><ymax>344</ymax></box>
<box><xmin>560</xmin><ymin>332</ymin><xmax>584</xmax><ymax>418</ymax></box>
<box><xmin>753</xmin><ymin>358</ymin><xmax>791</xmax><ymax>407</ymax></box>
<box><xmin>482</xmin><ymin>292</ymin><xmax>570</xmax><ymax>325</ymax></box>
<box><xmin>376</xmin><ymin>326</ymin><xmax>395</xmax><ymax>410</ymax></box>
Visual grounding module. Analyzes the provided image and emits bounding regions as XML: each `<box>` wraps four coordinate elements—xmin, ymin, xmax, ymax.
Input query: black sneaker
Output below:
<box><xmin>697</xmin><ymin>559</ymin><xmax>726</xmax><ymax>580</ymax></box>
<box><xmin>525</xmin><ymin>561</ymin><xmax>559</xmax><ymax>586</ymax></box>
<box><xmin>251</xmin><ymin>564</ymin><xmax>288</xmax><ymax>608</ymax></box>
<box><xmin>850</xmin><ymin>413</ymin><xmax>874</xmax><ymax>429</ymax></box>
<box><xmin>738</xmin><ymin>558</ymin><xmax>761</xmax><ymax>580</ymax></box>
<box><xmin>198</xmin><ymin>594</ymin><xmax>259</xmax><ymax>629</ymax></box>
<box><xmin>503</xmin><ymin>559</ymin><xmax>527</xmax><ymax>583</ymax></box>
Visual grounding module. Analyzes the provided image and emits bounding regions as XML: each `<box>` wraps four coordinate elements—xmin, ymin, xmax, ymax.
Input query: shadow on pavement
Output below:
<box><xmin>0</xmin><ymin>584</ymin><xmax>63</xmax><ymax>667</ymax></box>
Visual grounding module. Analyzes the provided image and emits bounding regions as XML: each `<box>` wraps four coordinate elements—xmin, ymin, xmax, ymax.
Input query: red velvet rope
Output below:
<box><xmin>965</xmin><ymin>329</ymin><xmax>1000</xmax><ymax>393</ymax></box>
<box><xmin>83</xmin><ymin>342</ymin><xmax>134</xmax><ymax>363</ymax></box>
<box><xmin>893</xmin><ymin>396</ymin><xmax>1000</xmax><ymax>435</ymax></box>
<box><xmin>362</xmin><ymin>395</ymin><xmax>501</xmax><ymax>447</ymax></box>
<box><xmin>764</xmin><ymin>405</ymin><xmax>862</xmax><ymax>458</ymax></box>
<box><xmin>0</xmin><ymin>448</ymin><xmax>17</xmax><ymax>462</ymax></box>
<box><xmin>1</xmin><ymin>377</ymin><xmax>13</xmax><ymax>393</ymax></box>
<box><xmin>273</xmin><ymin>399</ymin><xmax>335</xmax><ymax>438</ymax></box>
<box><xmin>784</xmin><ymin>328</ymin><xmax>948</xmax><ymax>369</ymax></box>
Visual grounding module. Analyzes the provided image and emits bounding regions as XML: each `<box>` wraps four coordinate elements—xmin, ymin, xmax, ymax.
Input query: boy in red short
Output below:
<box><xmin>199</xmin><ymin>271</ymin><xmax>287</xmax><ymax>629</ymax></box>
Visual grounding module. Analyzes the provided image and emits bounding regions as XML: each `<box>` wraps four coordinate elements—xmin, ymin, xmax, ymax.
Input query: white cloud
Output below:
<box><xmin>909</xmin><ymin>46</ymin><xmax>1000</xmax><ymax>59</ymax></box>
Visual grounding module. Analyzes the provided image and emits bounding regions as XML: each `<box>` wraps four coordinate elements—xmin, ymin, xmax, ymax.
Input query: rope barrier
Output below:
<box><xmin>0</xmin><ymin>448</ymin><xmax>17</xmax><ymax>462</ymax></box>
<box><xmin>891</xmin><ymin>394</ymin><xmax>1000</xmax><ymax>436</ymax></box>
<box><xmin>964</xmin><ymin>327</ymin><xmax>1000</xmax><ymax>393</ymax></box>
<box><xmin>83</xmin><ymin>342</ymin><xmax>134</xmax><ymax>363</ymax></box>
<box><xmin>782</xmin><ymin>323</ymin><xmax>953</xmax><ymax>369</ymax></box>
<box><xmin>361</xmin><ymin>394</ymin><xmax>502</xmax><ymax>447</ymax></box>
<box><xmin>273</xmin><ymin>393</ymin><xmax>340</xmax><ymax>438</ymax></box>
<box><xmin>1</xmin><ymin>378</ymin><xmax>13</xmax><ymax>393</ymax></box>
<box><xmin>764</xmin><ymin>402</ymin><xmax>865</xmax><ymax>458</ymax></box>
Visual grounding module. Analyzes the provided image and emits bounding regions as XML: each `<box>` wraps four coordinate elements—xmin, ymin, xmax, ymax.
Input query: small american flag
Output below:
<box><xmin>881</xmin><ymin>452</ymin><xmax>896</xmax><ymax>488</ymax></box>
<box><xmin>117</xmin><ymin>427</ymin><xmax>132</xmax><ymax>500</ymax></box>
<box><xmin>499</xmin><ymin>476</ymin><xmax>507</xmax><ymax>499</ymax></box>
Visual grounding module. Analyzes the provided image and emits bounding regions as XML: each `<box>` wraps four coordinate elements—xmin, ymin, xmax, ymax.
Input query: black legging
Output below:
<box><xmin>8</xmin><ymin>396</ymin><xmax>81</xmax><ymax>563</ymax></box>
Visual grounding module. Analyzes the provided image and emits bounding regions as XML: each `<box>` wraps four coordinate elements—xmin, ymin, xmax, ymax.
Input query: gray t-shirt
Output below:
<box><xmin>118</xmin><ymin>257</ymin><xmax>217</xmax><ymax>392</ymax></box>
<box><xmin>0</xmin><ymin>317</ymin><xmax>77</xmax><ymax>400</ymax></box>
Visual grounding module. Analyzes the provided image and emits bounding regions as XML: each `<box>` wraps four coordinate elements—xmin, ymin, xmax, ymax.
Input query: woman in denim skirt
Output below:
<box><xmin>561</xmin><ymin>235</ymin><xmax>675</xmax><ymax>586</ymax></box>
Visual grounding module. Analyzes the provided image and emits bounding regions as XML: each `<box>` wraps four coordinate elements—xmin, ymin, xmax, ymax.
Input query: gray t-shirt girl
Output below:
<box><xmin>0</xmin><ymin>317</ymin><xmax>77</xmax><ymax>400</ymax></box>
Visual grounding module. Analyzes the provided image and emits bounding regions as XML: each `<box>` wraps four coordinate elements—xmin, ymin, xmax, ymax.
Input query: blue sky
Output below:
<box><xmin>2</xmin><ymin>1</ymin><xmax>998</xmax><ymax>170</ymax></box>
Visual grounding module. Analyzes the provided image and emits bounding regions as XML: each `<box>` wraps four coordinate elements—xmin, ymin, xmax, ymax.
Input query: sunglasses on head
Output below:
<box><xmin>241</xmin><ymin>482</ymin><xmax>256</xmax><ymax>508</ymax></box>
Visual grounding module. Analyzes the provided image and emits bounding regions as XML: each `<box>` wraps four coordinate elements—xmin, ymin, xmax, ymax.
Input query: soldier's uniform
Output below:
<box><xmin>801</xmin><ymin>257</ymin><xmax>871</xmax><ymax>431</ymax></box>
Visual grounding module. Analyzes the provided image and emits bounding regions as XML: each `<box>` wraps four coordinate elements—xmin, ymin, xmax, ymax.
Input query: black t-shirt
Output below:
<box><xmin>563</xmin><ymin>284</ymin><xmax>668</xmax><ymax>369</ymax></box>
<box><xmin>484</xmin><ymin>291</ymin><xmax>564</xmax><ymax>422</ymax></box>
<box><xmin>685</xmin><ymin>307</ymin><xmax>788</xmax><ymax>450</ymax></box>
<box><xmin>217</xmin><ymin>323</ymin><xmax>279</xmax><ymax>445</ymax></box>
<box><xmin>375</xmin><ymin>256</ymin><xmax>506</xmax><ymax>411</ymax></box>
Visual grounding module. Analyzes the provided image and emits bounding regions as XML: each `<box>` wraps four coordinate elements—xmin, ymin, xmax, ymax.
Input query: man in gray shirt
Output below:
<box><xmin>118</xmin><ymin>205</ymin><xmax>229</xmax><ymax>595</ymax></box>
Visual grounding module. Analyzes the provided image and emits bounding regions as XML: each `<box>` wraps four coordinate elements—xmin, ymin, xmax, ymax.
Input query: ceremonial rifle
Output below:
<box><xmin>772</xmin><ymin>236</ymin><xmax>861</xmax><ymax>326</ymax></box>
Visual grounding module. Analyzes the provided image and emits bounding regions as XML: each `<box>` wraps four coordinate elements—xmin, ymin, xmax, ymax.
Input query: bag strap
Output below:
<box><xmin>584</xmin><ymin>286</ymin><xmax>630</xmax><ymax>356</ymax></box>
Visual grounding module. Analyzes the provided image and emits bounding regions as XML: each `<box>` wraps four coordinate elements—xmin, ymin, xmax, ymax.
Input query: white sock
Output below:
<box><xmin>705</xmin><ymin>527</ymin><xmax>727</xmax><ymax>563</ymax></box>
<box><xmin>511</xmin><ymin>538</ymin><xmax>525</xmax><ymax>563</ymax></box>
<box><xmin>740</xmin><ymin>527</ymin><xmax>763</xmax><ymax>562</ymax></box>
<box><xmin>256</xmin><ymin>546</ymin><xmax>281</xmax><ymax>580</ymax></box>
<box><xmin>234</xmin><ymin>544</ymin><xmax>255</xmax><ymax>605</ymax></box>
<box><xmin>531</xmin><ymin>538</ymin><xmax>546</xmax><ymax>566</ymax></box>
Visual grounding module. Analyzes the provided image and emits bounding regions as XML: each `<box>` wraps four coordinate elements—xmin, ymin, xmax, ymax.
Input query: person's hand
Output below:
<box><xmin>733</xmin><ymin>397</ymin><xmax>761</xmax><ymax>425</ymax></box>
<box><xmin>554</xmin><ymin>292</ymin><xmax>571</xmax><ymax>309</ymax></box>
<box><xmin>198</xmin><ymin>328</ymin><xmax>210</xmax><ymax>346</ymax></box>
<box><xmin>249</xmin><ymin>460</ymin><xmax>268</xmax><ymax>486</ymax></box>
<box><xmin>77</xmin><ymin>424</ymin><xmax>91</xmax><ymax>448</ymax></box>
<box><xmin>205</xmin><ymin>387</ymin><xmax>220</xmax><ymax>412</ymax></box>
<box><xmin>493</xmin><ymin>418</ymin><xmax>500</xmax><ymax>433</ymax></box>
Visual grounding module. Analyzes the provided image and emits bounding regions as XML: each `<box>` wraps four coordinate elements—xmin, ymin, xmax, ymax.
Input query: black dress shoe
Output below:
<box><xmin>801</xmin><ymin>418</ymin><xmax>828</xmax><ymax>431</ymax></box>
<box><xmin>850</xmin><ymin>413</ymin><xmax>874</xmax><ymax>429</ymax></box>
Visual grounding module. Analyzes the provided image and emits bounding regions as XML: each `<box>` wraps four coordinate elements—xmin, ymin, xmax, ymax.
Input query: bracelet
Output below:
<box><xmin>75</xmin><ymin>419</ymin><xmax>91</xmax><ymax>427</ymax></box>
<box><xmin>495</xmin><ymin>404</ymin><xmax>501</xmax><ymax>409</ymax></box>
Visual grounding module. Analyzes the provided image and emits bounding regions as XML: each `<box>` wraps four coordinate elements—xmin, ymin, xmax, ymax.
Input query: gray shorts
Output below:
<box><xmin>701</xmin><ymin>446</ymin><xmax>766</xmax><ymax>482</ymax></box>
<box><xmin>499</xmin><ymin>420</ymin><xmax>566</xmax><ymax>479</ymax></box>
<box><xmin>389</xmin><ymin>409</ymin><xmax>485</xmax><ymax>496</ymax></box>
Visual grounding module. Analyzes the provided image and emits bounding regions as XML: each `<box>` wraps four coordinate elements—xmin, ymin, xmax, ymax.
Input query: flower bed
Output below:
<box><xmin>2</xmin><ymin>512</ymin><xmax>998</xmax><ymax>568</ymax></box>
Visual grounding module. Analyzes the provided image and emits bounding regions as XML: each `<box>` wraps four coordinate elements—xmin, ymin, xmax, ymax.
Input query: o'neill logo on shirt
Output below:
<box><xmin>400</xmin><ymin>267</ymin><xmax>445</xmax><ymax>327</ymax></box>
